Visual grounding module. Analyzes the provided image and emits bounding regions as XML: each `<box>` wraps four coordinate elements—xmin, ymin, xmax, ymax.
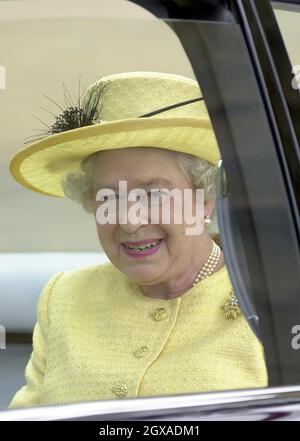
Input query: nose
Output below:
<box><xmin>118</xmin><ymin>199</ymin><xmax>149</xmax><ymax>234</ymax></box>
<box><xmin>119</xmin><ymin>222</ymin><xmax>147</xmax><ymax>234</ymax></box>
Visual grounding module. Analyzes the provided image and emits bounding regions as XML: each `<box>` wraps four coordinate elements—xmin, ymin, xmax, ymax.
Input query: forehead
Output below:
<box><xmin>94</xmin><ymin>146</ymin><xmax>175</xmax><ymax>165</ymax></box>
<box><xmin>93</xmin><ymin>147</ymin><xmax>184</xmax><ymax>188</ymax></box>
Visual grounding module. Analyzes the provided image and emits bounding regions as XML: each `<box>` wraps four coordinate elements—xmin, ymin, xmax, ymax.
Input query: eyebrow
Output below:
<box><xmin>95</xmin><ymin>178</ymin><xmax>175</xmax><ymax>191</ymax></box>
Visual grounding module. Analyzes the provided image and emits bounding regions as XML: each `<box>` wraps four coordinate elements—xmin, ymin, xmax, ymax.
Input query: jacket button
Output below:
<box><xmin>152</xmin><ymin>307</ymin><xmax>168</xmax><ymax>321</ymax></box>
<box><xmin>112</xmin><ymin>384</ymin><xmax>128</xmax><ymax>398</ymax></box>
<box><xmin>133</xmin><ymin>346</ymin><xmax>150</xmax><ymax>358</ymax></box>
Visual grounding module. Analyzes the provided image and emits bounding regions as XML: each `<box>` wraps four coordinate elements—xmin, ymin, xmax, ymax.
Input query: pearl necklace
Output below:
<box><xmin>191</xmin><ymin>241</ymin><xmax>242</xmax><ymax>320</ymax></box>
<box><xmin>192</xmin><ymin>241</ymin><xmax>221</xmax><ymax>288</ymax></box>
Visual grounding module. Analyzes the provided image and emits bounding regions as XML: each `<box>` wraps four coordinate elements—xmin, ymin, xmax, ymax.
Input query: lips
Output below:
<box><xmin>122</xmin><ymin>239</ymin><xmax>162</xmax><ymax>255</ymax></box>
<box><xmin>122</xmin><ymin>239</ymin><xmax>162</xmax><ymax>246</ymax></box>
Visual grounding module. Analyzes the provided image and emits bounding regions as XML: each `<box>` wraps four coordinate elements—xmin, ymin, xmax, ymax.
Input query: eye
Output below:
<box><xmin>149</xmin><ymin>190</ymin><xmax>161</xmax><ymax>197</ymax></box>
<box><xmin>149</xmin><ymin>189</ymin><xmax>170</xmax><ymax>203</ymax></box>
<box><xmin>100</xmin><ymin>194</ymin><xmax>118</xmax><ymax>202</ymax></box>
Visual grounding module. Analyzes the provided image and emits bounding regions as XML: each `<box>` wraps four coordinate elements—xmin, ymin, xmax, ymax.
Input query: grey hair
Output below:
<box><xmin>173</xmin><ymin>151</ymin><xmax>219</xmax><ymax>235</ymax></box>
<box><xmin>60</xmin><ymin>150</ymin><xmax>220</xmax><ymax>235</ymax></box>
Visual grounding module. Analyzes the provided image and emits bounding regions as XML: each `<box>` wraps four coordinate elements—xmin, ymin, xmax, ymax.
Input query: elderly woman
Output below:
<box><xmin>8</xmin><ymin>71</ymin><xmax>268</xmax><ymax>408</ymax></box>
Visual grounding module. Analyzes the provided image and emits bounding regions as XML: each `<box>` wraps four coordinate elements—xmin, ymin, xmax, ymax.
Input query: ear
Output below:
<box><xmin>204</xmin><ymin>199</ymin><xmax>215</xmax><ymax>218</ymax></box>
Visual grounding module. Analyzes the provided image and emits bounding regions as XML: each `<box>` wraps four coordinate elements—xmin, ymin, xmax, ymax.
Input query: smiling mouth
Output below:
<box><xmin>122</xmin><ymin>239</ymin><xmax>163</xmax><ymax>251</ymax></box>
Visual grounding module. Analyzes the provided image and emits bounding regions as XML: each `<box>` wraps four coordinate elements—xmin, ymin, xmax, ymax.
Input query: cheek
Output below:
<box><xmin>169</xmin><ymin>195</ymin><xmax>186</xmax><ymax>224</ymax></box>
<box><xmin>97</xmin><ymin>224</ymin><xmax>117</xmax><ymax>248</ymax></box>
<box><xmin>159</xmin><ymin>225</ymin><xmax>176</xmax><ymax>250</ymax></box>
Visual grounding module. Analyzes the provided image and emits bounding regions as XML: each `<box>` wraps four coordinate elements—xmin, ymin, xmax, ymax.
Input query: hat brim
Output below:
<box><xmin>10</xmin><ymin>116</ymin><xmax>220</xmax><ymax>197</ymax></box>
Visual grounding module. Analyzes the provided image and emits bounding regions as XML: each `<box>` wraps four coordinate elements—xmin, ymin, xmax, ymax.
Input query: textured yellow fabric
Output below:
<box><xmin>9</xmin><ymin>262</ymin><xmax>268</xmax><ymax>408</ymax></box>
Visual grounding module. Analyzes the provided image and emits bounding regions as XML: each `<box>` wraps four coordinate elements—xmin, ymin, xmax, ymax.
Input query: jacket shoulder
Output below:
<box><xmin>47</xmin><ymin>260</ymin><xmax>124</xmax><ymax>305</ymax></box>
<box><xmin>55</xmin><ymin>260</ymin><xmax>123</xmax><ymax>287</ymax></box>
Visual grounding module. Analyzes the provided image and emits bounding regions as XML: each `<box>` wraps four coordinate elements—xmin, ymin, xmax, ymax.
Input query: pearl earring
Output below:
<box><xmin>204</xmin><ymin>215</ymin><xmax>211</xmax><ymax>225</ymax></box>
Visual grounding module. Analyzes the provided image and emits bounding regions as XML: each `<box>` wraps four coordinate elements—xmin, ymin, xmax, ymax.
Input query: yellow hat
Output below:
<box><xmin>9</xmin><ymin>71</ymin><xmax>220</xmax><ymax>198</ymax></box>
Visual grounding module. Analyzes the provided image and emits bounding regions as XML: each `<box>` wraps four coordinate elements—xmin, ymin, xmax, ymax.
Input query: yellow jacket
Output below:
<box><xmin>9</xmin><ymin>262</ymin><xmax>268</xmax><ymax>408</ymax></box>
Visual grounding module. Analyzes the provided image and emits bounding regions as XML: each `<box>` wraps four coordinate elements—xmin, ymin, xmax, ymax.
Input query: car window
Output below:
<box><xmin>273</xmin><ymin>2</ymin><xmax>300</xmax><ymax>103</ymax></box>
<box><xmin>1</xmin><ymin>0</ymin><xmax>299</xmax><ymax>414</ymax></box>
<box><xmin>273</xmin><ymin>2</ymin><xmax>300</xmax><ymax>67</ymax></box>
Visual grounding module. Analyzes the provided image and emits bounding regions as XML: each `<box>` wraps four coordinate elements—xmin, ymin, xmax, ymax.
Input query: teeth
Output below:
<box><xmin>126</xmin><ymin>240</ymin><xmax>159</xmax><ymax>250</ymax></box>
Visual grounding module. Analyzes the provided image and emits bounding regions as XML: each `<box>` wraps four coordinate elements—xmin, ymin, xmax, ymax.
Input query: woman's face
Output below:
<box><xmin>92</xmin><ymin>147</ymin><xmax>213</xmax><ymax>284</ymax></box>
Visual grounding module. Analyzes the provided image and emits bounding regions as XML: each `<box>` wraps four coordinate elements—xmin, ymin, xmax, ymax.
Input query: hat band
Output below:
<box><xmin>138</xmin><ymin>97</ymin><xmax>203</xmax><ymax>118</ymax></box>
<box><xmin>24</xmin><ymin>95</ymin><xmax>204</xmax><ymax>146</ymax></box>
